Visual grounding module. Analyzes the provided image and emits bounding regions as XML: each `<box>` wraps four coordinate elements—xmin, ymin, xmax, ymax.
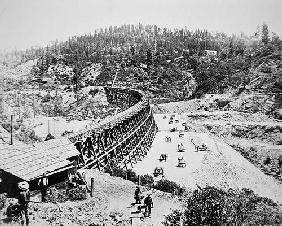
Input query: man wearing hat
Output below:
<box><xmin>18</xmin><ymin>181</ymin><xmax>30</xmax><ymax>225</ymax></box>
<box><xmin>38</xmin><ymin>173</ymin><xmax>49</xmax><ymax>202</ymax></box>
<box><xmin>144</xmin><ymin>193</ymin><xmax>153</xmax><ymax>217</ymax></box>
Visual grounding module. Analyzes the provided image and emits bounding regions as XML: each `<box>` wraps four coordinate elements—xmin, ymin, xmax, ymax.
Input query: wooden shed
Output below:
<box><xmin>0</xmin><ymin>137</ymin><xmax>79</xmax><ymax>196</ymax></box>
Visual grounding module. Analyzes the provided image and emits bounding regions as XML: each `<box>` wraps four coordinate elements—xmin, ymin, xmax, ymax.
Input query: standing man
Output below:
<box><xmin>38</xmin><ymin>173</ymin><xmax>49</xmax><ymax>202</ymax></box>
<box><xmin>18</xmin><ymin>181</ymin><xmax>30</xmax><ymax>225</ymax></box>
<box><xmin>134</xmin><ymin>186</ymin><xmax>141</xmax><ymax>204</ymax></box>
<box><xmin>144</xmin><ymin>193</ymin><xmax>153</xmax><ymax>217</ymax></box>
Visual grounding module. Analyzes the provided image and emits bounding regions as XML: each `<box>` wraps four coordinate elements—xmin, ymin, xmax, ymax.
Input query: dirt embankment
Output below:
<box><xmin>204</xmin><ymin>122</ymin><xmax>282</xmax><ymax>145</ymax></box>
<box><xmin>153</xmin><ymin>91</ymin><xmax>282</xmax><ymax>118</ymax></box>
<box><xmin>0</xmin><ymin>170</ymin><xmax>183</xmax><ymax>226</ymax></box>
<box><xmin>197</xmin><ymin>117</ymin><xmax>282</xmax><ymax>182</ymax></box>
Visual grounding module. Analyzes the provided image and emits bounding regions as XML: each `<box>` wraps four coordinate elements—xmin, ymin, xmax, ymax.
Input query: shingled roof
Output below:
<box><xmin>0</xmin><ymin>137</ymin><xmax>79</xmax><ymax>181</ymax></box>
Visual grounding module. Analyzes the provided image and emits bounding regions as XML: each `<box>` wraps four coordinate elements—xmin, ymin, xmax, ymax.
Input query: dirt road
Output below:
<box><xmin>133</xmin><ymin>114</ymin><xmax>282</xmax><ymax>204</ymax></box>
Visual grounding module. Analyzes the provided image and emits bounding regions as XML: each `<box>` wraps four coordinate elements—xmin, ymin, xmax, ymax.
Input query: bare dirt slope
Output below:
<box><xmin>152</xmin><ymin>94</ymin><xmax>282</xmax><ymax>178</ymax></box>
<box><xmin>133</xmin><ymin>114</ymin><xmax>282</xmax><ymax>204</ymax></box>
<box><xmin>5</xmin><ymin>170</ymin><xmax>182</xmax><ymax>226</ymax></box>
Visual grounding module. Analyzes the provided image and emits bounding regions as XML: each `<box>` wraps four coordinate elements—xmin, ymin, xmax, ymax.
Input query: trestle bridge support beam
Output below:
<box><xmin>68</xmin><ymin>87</ymin><xmax>157</xmax><ymax>170</ymax></box>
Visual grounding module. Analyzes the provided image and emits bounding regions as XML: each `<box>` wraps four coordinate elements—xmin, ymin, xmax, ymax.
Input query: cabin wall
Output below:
<box><xmin>0</xmin><ymin>171</ymin><xmax>22</xmax><ymax>197</ymax></box>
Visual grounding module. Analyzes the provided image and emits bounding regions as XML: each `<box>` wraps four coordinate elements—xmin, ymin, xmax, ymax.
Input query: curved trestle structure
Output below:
<box><xmin>68</xmin><ymin>87</ymin><xmax>157</xmax><ymax>170</ymax></box>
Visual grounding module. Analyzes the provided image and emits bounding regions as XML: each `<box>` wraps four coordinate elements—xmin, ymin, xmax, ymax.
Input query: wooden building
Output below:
<box><xmin>0</xmin><ymin>137</ymin><xmax>79</xmax><ymax>196</ymax></box>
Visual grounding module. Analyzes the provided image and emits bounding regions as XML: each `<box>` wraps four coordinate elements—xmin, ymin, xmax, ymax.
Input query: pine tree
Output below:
<box><xmin>261</xmin><ymin>23</ymin><xmax>270</xmax><ymax>45</ymax></box>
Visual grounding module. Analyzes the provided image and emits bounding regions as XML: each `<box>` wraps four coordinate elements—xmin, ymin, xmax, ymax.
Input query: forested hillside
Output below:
<box><xmin>1</xmin><ymin>23</ymin><xmax>282</xmax><ymax>226</ymax></box>
<box><xmin>2</xmin><ymin>24</ymin><xmax>282</xmax><ymax>103</ymax></box>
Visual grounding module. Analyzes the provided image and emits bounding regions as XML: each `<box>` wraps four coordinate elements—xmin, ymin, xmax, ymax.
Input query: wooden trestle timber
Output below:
<box><xmin>68</xmin><ymin>87</ymin><xmax>157</xmax><ymax>170</ymax></box>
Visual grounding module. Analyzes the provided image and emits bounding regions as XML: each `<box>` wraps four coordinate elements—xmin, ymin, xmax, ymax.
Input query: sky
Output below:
<box><xmin>0</xmin><ymin>0</ymin><xmax>281</xmax><ymax>52</ymax></box>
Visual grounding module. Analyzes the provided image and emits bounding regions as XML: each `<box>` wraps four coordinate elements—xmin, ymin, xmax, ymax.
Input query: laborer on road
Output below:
<box><xmin>18</xmin><ymin>181</ymin><xmax>30</xmax><ymax>225</ymax></box>
<box><xmin>165</xmin><ymin>136</ymin><xmax>171</xmax><ymax>142</ymax></box>
<box><xmin>144</xmin><ymin>193</ymin><xmax>153</xmax><ymax>217</ymax></box>
<box><xmin>38</xmin><ymin>173</ymin><xmax>49</xmax><ymax>202</ymax></box>
<box><xmin>178</xmin><ymin>143</ymin><xmax>184</xmax><ymax>152</ymax></box>
<box><xmin>160</xmin><ymin>154</ymin><xmax>167</xmax><ymax>162</ymax></box>
<box><xmin>134</xmin><ymin>186</ymin><xmax>142</xmax><ymax>204</ymax></box>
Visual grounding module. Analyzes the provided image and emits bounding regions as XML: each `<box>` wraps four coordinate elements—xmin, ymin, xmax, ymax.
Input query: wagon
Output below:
<box><xmin>153</xmin><ymin>167</ymin><xmax>164</xmax><ymax>177</ymax></box>
<box><xmin>177</xmin><ymin>157</ymin><xmax>186</xmax><ymax>167</ymax></box>
<box><xmin>191</xmin><ymin>138</ymin><xmax>208</xmax><ymax>152</ymax></box>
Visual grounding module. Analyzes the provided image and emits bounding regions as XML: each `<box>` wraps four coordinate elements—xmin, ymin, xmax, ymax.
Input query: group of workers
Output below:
<box><xmin>13</xmin><ymin>171</ymin><xmax>155</xmax><ymax>224</ymax></box>
<box><xmin>12</xmin><ymin>169</ymin><xmax>86</xmax><ymax>225</ymax></box>
<box><xmin>134</xmin><ymin>186</ymin><xmax>153</xmax><ymax>217</ymax></box>
<box><xmin>164</xmin><ymin>135</ymin><xmax>187</xmax><ymax>167</ymax></box>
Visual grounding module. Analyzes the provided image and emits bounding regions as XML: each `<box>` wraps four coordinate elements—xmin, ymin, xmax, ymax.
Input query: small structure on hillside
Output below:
<box><xmin>0</xmin><ymin>138</ymin><xmax>79</xmax><ymax>196</ymax></box>
<box><xmin>191</xmin><ymin>138</ymin><xmax>208</xmax><ymax>152</ymax></box>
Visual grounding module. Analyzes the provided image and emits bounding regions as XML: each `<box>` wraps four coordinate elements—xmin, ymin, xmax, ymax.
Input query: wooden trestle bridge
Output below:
<box><xmin>67</xmin><ymin>87</ymin><xmax>157</xmax><ymax>171</ymax></box>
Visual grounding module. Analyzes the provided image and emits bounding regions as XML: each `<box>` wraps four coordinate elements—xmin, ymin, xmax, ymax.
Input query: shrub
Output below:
<box><xmin>68</xmin><ymin>187</ymin><xmax>87</xmax><ymax>201</ymax></box>
<box><xmin>104</xmin><ymin>166</ymin><xmax>186</xmax><ymax>196</ymax></box>
<box><xmin>263</xmin><ymin>156</ymin><xmax>271</xmax><ymax>165</ymax></box>
<box><xmin>163</xmin><ymin>186</ymin><xmax>282</xmax><ymax>226</ymax></box>
<box><xmin>111</xmin><ymin>166</ymin><xmax>126</xmax><ymax>179</ymax></box>
<box><xmin>125</xmin><ymin>169</ymin><xmax>138</xmax><ymax>183</ymax></box>
<box><xmin>154</xmin><ymin>179</ymin><xmax>184</xmax><ymax>195</ymax></box>
<box><xmin>140</xmin><ymin>174</ymin><xmax>154</xmax><ymax>186</ymax></box>
<box><xmin>179</xmin><ymin>186</ymin><xmax>227</xmax><ymax>225</ymax></box>
<box><xmin>103</xmin><ymin>164</ymin><xmax>112</xmax><ymax>175</ymax></box>
<box><xmin>105</xmin><ymin>165</ymin><xmax>140</xmax><ymax>183</ymax></box>
<box><xmin>46</xmin><ymin>187</ymin><xmax>68</xmax><ymax>203</ymax></box>
<box><xmin>163</xmin><ymin>210</ymin><xmax>182</xmax><ymax>226</ymax></box>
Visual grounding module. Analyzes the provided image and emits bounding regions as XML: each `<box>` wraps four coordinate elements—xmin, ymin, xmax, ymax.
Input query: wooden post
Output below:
<box><xmin>91</xmin><ymin>178</ymin><xmax>94</xmax><ymax>197</ymax></box>
<box><xmin>138</xmin><ymin>175</ymin><xmax>140</xmax><ymax>186</ymax></box>
<box><xmin>10</xmin><ymin>115</ymin><xmax>13</xmax><ymax>145</ymax></box>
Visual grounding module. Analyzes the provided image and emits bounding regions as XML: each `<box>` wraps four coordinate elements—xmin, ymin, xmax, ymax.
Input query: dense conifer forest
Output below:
<box><xmin>2</xmin><ymin>24</ymin><xmax>281</xmax><ymax>102</ymax></box>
